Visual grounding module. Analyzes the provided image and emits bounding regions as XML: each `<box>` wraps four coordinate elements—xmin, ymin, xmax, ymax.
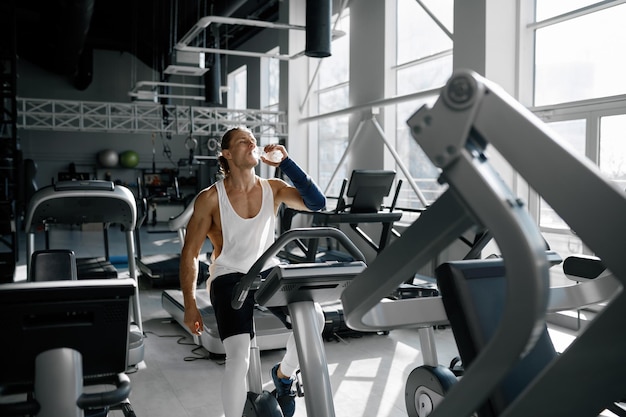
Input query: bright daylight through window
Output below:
<box><xmin>531</xmin><ymin>0</ymin><xmax>626</xmax><ymax>266</ymax></box>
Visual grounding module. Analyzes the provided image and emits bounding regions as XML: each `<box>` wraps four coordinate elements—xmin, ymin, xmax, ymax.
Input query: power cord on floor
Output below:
<box><xmin>144</xmin><ymin>329</ymin><xmax>192</xmax><ymax>346</ymax></box>
<box><xmin>143</xmin><ymin>330</ymin><xmax>225</xmax><ymax>363</ymax></box>
<box><xmin>184</xmin><ymin>345</ymin><xmax>225</xmax><ymax>364</ymax></box>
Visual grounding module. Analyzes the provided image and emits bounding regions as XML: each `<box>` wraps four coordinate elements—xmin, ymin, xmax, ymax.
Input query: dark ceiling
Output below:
<box><xmin>12</xmin><ymin>0</ymin><xmax>279</xmax><ymax>89</ymax></box>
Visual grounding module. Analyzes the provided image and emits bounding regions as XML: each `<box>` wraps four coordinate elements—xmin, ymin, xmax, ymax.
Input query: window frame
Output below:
<box><xmin>391</xmin><ymin>0</ymin><xmax>454</xmax><ymax>211</ymax></box>
<box><xmin>519</xmin><ymin>0</ymin><xmax>626</xmax><ymax>256</ymax></box>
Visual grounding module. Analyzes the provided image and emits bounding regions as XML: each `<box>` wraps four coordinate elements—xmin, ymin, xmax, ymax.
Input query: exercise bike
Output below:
<box><xmin>232</xmin><ymin>227</ymin><xmax>367</xmax><ymax>417</ymax></box>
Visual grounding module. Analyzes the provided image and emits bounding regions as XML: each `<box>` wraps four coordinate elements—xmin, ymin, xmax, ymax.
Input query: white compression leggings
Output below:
<box><xmin>221</xmin><ymin>303</ymin><xmax>326</xmax><ymax>417</ymax></box>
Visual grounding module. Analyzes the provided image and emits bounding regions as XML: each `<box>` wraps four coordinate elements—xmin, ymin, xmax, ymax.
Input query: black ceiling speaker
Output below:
<box><xmin>204</xmin><ymin>52</ymin><xmax>222</xmax><ymax>106</ymax></box>
<box><xmin>205</xmin><ymin>28</ymin><xmax>222</xmax><ymax>106</ymax></box>
<box><xmin>305</xmin><ymin>0</ymin><xmax>332</xmax><ymax>58</ymax></box>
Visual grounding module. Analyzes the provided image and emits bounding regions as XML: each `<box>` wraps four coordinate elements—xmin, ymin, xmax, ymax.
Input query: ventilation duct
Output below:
<box><xmin>17</xmin><ymin>0</ymin><xmax>95</xmax><ymax>81</ymax></box>
<box><xmin>305</xmin><ymin>0</ymin><xmax>331</xmax><ymax>58</ymax></box>
<box><xmin>52</xmin><ymin>0</ymin><xmax>95</xmax><ymax>75</ymax></box>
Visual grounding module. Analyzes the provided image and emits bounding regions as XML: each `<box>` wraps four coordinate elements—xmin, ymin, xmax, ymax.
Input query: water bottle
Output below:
<box><xmin>263</xmin><ymin>149</ymin><xmax>283</xmax><ymax>163</ymax></box>
<box><xmin>255</xmin><ymin>147</ymin><xmax>283</xmax><ymax>163</ymax></box>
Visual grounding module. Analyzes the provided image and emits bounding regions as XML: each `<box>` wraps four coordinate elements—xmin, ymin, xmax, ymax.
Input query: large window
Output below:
<box><xmin>599</xmin><ymin>114</ymin><xmax>626</xmax><ymax>190</ymax></box>
<box><xmin>394</xmin><ymin>0</ymin><xmax>453</xmax><ymax>209</ymax></box>
<box><xmin>260</xmin><ymin>48</ymin><xmax>281</xmax><ymax>147</ymax></box>
<box><xmin>314</xmin><ymin>9</ymin><xmax>350</xmax><ymax>197</ymax></box>
<box><xmin>227</xmin><ymin>65</ymin><xmax>247</xmax><ymax>110</ymax></box>
<box><xmin>525</xmin><ymin>0</ymin><xmax>626</xmax><ymax>264</ymax></box>
<box><xmin>539</xmin><ymin>119</ymin><xmax>586</xmax><ymax>230</ymax></box>
<box><xmin>533</xmin><ymin>3</ymin><xmax>626</xmax><ymax>106</ymax></box>
<box><xmin>261</xmin><ymin>48</ymin><xmax>280</xmax><ymax>112</ymax></box>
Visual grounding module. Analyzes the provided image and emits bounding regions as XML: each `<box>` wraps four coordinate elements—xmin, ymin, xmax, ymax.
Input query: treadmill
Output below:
<box><xmin>135</xmin><ymin>194</ymin><xmax>208</xmax><ymax>287</ymax></box>
<box><xmin>24</xmin><ymin>180</ymin><xmax>145</xmax><ymax>367</ymax></box>
<box><xmin>160</xmin><ymin>194</ymin><xmax>292</xmax><ymax>355</ymax></box>
<box><xmin>162</xmin><ymin>289</ymin><xmax>292</xmax><ymax>355</ymax></box>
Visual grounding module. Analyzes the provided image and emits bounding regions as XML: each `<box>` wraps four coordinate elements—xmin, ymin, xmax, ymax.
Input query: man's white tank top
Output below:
<box><xmin>209</xmin><ymin>178</ymin><xmax>279</xmax><ymax>279</ymax></box>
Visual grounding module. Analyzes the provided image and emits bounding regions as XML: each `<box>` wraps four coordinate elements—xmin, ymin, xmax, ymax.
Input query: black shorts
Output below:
<box><xmin>209</xmin><ymin>271</ymin><xmax>291</xmax><ymax>341</ymax></box>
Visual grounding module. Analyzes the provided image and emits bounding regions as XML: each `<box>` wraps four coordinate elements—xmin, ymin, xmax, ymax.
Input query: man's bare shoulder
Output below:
<box><xmin>197</xmin><ymin>183</ymin><xmax>218</xmax><ymax>197</ymax></box>
<box><xmin>194</xmin><ymin>184</ymin><xmax>219</xmax><ymax>207</ymax></box>
<box><xmin>267</xmin><ymin>177</ymin><xmax>289</xmax><ymax>190</ymax></box>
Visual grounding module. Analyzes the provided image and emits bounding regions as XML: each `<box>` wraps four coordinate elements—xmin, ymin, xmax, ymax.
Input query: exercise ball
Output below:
<box><xmin>98</xmin><ymin>149</ymin><xmax>119</xmax><ymax>167</ymax></box>
<box><xmin>120</xmin><ymin>150</ymin><xmax>139</xmax><ymax>168</ymax></box>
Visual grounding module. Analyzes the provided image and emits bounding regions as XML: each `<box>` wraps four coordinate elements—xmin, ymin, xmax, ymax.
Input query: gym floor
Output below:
<box><xmin>13</xmin><ymin>223</ymin><xmax>593</xmax><ymax>417</ymax></box>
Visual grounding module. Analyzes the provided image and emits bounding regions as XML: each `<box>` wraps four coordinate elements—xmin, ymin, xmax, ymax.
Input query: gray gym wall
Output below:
<box><xmin>17</xmin><ymin>49</ymin><xmax>199</xmax><ymax>188</ymax></box>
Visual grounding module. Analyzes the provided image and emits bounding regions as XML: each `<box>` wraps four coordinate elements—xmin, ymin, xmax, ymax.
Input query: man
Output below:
<box><xmin>180</xmin><ymin>126</ymin><xmax>326</xmax><ymax>417</ymax></box>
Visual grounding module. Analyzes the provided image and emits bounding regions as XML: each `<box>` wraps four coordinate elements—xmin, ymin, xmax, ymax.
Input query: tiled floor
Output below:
<box><xmin>8</xmin><ymin>222</ymin><xmax>611</xmax><ymax>417</ymax></box>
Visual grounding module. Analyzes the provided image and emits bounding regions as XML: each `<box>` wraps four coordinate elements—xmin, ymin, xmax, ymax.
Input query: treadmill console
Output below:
<box><xmin>55</xmin><ymin>180</ymin><xmax>115</xmax><ymax>191</ymax></box>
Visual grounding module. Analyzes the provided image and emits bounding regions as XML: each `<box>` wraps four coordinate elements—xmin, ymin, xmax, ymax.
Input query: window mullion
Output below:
<box><xmin>588</xmin><ymin>112</ymin><xmax>601</xmax><ymax>165</ymax></box>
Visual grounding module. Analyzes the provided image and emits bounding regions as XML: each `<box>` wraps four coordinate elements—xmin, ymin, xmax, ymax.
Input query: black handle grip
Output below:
<box><xmin>231</xmin><ymin>227</ymin><xmax>365</xmax><ymax>309</ymax></box>
<box><xmin>0</xmin><ymin>373</ymin><xmax>131</xmax><ymax>416</ymax></box>
<box><xmin>0</xmin><ymin>400</ymin><xmax>40</xmax><ymax>416</ymax></box>
<box><xmin>77</xmin><ymin>373</ymin><xmax>132</xmax><ymax>409</ymax></box>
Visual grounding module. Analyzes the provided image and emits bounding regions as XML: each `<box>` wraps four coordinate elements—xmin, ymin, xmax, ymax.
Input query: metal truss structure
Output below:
<box><xmin>16</xmin><ymin>98</ymin><xmax>287</xmax><ymax>139</ymax></box>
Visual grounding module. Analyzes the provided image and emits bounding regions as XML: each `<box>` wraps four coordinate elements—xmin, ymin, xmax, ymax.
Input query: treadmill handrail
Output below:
<box><xmin>232</xmin><ymin>227</ymin><xmax>366</xmax><ymax>310</ymax></box>
<box><xmin>168</xmin><ymin>194</ymin><xmax>198</xmax><ymax>232</ymax></box>
<box><xmin>24</xmin><ymin>182</ymin><xmax>137</xmax><ymax>231</ymax></box>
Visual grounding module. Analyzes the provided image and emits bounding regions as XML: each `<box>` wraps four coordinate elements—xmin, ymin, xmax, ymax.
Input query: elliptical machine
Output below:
<box><xmin>232</xmin><ymin>227</ymin><xmax>367</xmax><ymax>417</ymax></box>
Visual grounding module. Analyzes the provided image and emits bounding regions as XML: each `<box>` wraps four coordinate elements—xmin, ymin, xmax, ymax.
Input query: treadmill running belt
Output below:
<box><xmin>76</xmin><ymin>257</ymin><xmax>118</xmax><ymax>279</ymax></box>
<box><xmin>138</xmin><ymin>254</ymin><xmax>208</xmax><ymax>287</ymax></box>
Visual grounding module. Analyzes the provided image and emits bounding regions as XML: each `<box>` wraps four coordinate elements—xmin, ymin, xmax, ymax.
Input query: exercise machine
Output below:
<box><xmin>0</xmin><ymin>278</ymin><xmax>138</xmax><ymax>417</ymax></box>
<box><xmin>280</xmin><ymin>169</ymin><xmax>403</xmax><ymax>263</ymax></box>
<box><xmin>232</xmin><ymin>227</ymin><xmax>367</xmax><ymax>417</ymax></box>
<box><xmin>24</xmin><ymin>180</ymin><xmax>144</xmax><ymax>367</ymax></box>
<box><xmin>162</xmin><ymin>288</ymin><xmax>292</xmax><ymax>356</ymax></box>
<box><xmin>135</xmin><ymin>194</ymin><xmax>208</xmax><ymax>287</ymax></box>
<box><xmin>340</xmin><ymin>69</ymin><xmax>626</xmax><ymax>416</ymax></box>
<box><xmin>160</xmin><ymin>194</ymin><xmax>292</xmax><ymax>355</ymax></box>
<box><xmin>439</xmin><ymin>253</ymin><xmax>624</xmax><ymax>416</ymax></box>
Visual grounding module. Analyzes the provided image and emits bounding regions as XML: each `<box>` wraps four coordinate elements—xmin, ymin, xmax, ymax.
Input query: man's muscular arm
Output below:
<box><xmin>279</xmin><ymin>157</ymin><xmax>326</xmax><ymax>211</ymax></box>
<box><xmin>260</xmin><ymin>145</ymin><xmax>326</xmax><ymax>212</ymax></box>
<box><xmin>179</xmin><ymin>189</ymin><xmax>214</xmax><ymax>335</ymax></box>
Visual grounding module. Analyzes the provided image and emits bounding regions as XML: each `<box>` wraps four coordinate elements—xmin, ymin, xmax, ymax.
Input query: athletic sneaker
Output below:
<box><xmin>271</xmin><ymin>363</ymin><xmax>295</xmax><ymax>417</ymax></box>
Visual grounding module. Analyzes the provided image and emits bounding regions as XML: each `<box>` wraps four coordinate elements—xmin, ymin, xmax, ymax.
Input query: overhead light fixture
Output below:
<box><xmin>164</xmin><ymin>50</ymin><xmax>208</xmax><ymax>76</ymax></box>
<box><xmin>176</xmin><ymin>15</ymin><xmax>346</xmax><ymax>61</ymax></box>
